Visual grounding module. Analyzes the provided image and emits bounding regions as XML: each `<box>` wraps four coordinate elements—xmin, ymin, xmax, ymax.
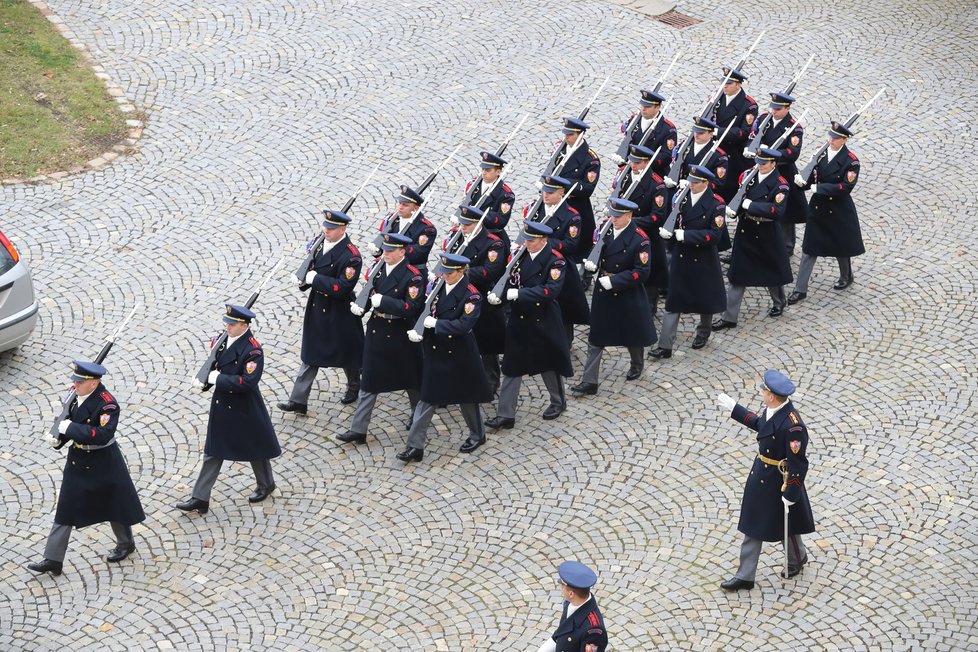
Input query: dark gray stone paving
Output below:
<box><xmin>2</xmin><ymin>0</ymin><xmax>977</xmax><ymax>649</ymax></box>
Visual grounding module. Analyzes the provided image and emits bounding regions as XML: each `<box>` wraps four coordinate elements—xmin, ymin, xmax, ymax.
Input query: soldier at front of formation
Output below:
<box><xmin>445</xmin><ymin>205</ymin><xmax>506</xmax><ymax>394</ymax></box>
<box><xmin>712</xmin><ymin>148</ymin><xmax>793</xmax><ymax>331</ymax></box>
<box><xmin>534</xmin><ymin>561</ymin><xmax>608</xmax><ymax>652</ymax></box>
<box><xmin>398</xmin><ymin>253</ymin><xmax>493</xmax><ymax>463</ymax></box>
<box><xmin>664</xmin><ymin>116</ymin><xmax>729</xmax><ymax>195</ymax></box>
<box><xmin>611</xmin><ymin>89</ymin><xmax>677</xmax><ymax>177</ymax></box>
<box><xmin>484</xmin><ymin>222</ymin><xmax>572</xmax><ymax>430</ymax></box>
<box><xmin>278</xmin><ymin>210</ymin><xmax>363</xmax><ymax>416</ymax></box>
<box><xmin>716</xmin><ymin>370</ymin><xmax>815</xmax><ymax>590</ymax></box>
<box><xmin>713</xmin><ymin>67</ymin><xmax>759</xmax><ymax>203</ymax></box>
<box><xmin>787</xmin><ymin>120</ymin><xmax>865</xmax><ymax>304</ymax></box>
<box><xmin>572</xmin><ymin>198</ymin><xmax>655</xmax><ymax>395</ymax></box>
<box><xmin>650</xmin><ymin>166</ymin><xmax>727</xmax><ymax>359</ymax></box>
<box><xmin>530</xmin><ymin>174</ymin><xmax>590</xmax><ymax>344</ymax></box>
<box><xmin>28</xmin><ymin>361</ymin><xmax>145</xmax><ymax>576</ymax></box>
<box><xmin>549</xmin><ymin>117</ymin><xmax>601</xmax><ymax>262</ymax></box>
<box><xmin>366</xmin><ymin>185</ymin><xmax>437</xmax><ymax>267</ymax></box>
<box><xmin>336</xmin><ymin>233</ymin><xmax>425</xmax><ymax>446</ymax></box>
<box><xmin>748</xmin><ymin>92</ymin><xmax>806</xmax><ymax>255</ymax></box>
<box><xmin>465</xmin><ymin>151</ymin><xmax>516</xmax><ymax>256</ymax></box>
<box><xmin>177</xmin><ymin>305</ymin><xmax>281</xmax><ymax>515</ymax></box>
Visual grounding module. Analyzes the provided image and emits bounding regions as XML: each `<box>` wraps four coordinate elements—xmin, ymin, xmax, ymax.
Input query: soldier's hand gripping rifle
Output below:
<box><xmin>355</xmin><ymin>194</ymin><xmax>433</xmax><ymax>312</ymax></box>
<box><xmin>370</xmin><ymin>145</ymin><xmax>461</xmax><ymax>251</ymax></box>
<box><xmin>195</xmin><ymin>257</ymin><xmax>285</xmax><ymax>391</ymax></box>
<box><xmin>797</xmin><ymin>87</ymin><xmax>886</xmax><ymax>181</ymax></box>
<box><xmin>48</xmin><ymin>304</ymin><xmax>140</xmax><ymax>449</ymax></box>
<box><xmin>295</xmin><ymin>162</ymin><xmax>380</xmax><ymax>289</ymax></box>
<box><xmin>745</xmin><ymin>54</ymin><xmax>815</xmax><ymax>156</ymax></box>
<box><xmin>444</xmin><ymin>164</ymin><xmax>514</xmax><ymax>253</ymax></box>
<box><xmin>455</xmin><ymin>115</ymin><xmax>528</xmax><ymax>215</ymax></box>
<box><xmin>615</xmin><ymin>52</ymin><xmax>681</xmax><ymax>160</ymax></box>
<box><xmin>543</xmin><ymin>76</ymin><xmax>611</xmax><ymax>176</ymax></box>
<box><xmin>661</xmin><ymin>119</ymin><xmax>735</xmax><ymax>234</ymax></box>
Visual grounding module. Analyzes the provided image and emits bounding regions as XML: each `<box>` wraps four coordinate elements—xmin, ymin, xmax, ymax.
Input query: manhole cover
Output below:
<box><xmin>656</xmin><ymin>9</ymin><xmax>701</xmax><ymax>29</ymax></box>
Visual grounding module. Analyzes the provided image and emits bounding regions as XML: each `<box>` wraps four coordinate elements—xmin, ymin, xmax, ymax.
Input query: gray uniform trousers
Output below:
<box><xmin>191</xmin><ymin>456</ymin><xmax>274</xmax><ymax>501</ymax></box>
<box><xmin>406</xmin><ymin>401</ymin><xmax>484</xmax><ymax>450</ymax></box>
<box><xmin>43</xmin><ymin>522</ymin><xmax>133</xmax><ymax>563</ymax></box>
<box><xmin>496</xmin><ymin>372</ymin><xmax>565</xmax><ymax>419</ymax></box>
<box><xmin>349</xmin><ymin>388</ymin><xmax>420</xmax><ymax>436</ymax></box>
<box><xmin>581</xmin><ymin>344</ymin><xmax>644</xmax><ymax>384</ymax></box>
<box><xmin>658</xmin><ymin>312</ymin><xmax>712</xmax><ymax>350</ymax></box>
<box><xmin>720</xmin><ymin>284</ymin><xmax>786</xmax><ymax>323</ymax></box>
<box><xmin>289</xmin><ymin>363</ymin><xmax>359</xmax><ymax>404</ymax></box>
<box><xmin>734</xmin><ymin>533</ymin><xmax>808</xmax><ymax>582</ymax></box>
<box><xmin>793</xmin><ymin>254</ymin><xmax>851</xmax><ymax>293</ymax></box>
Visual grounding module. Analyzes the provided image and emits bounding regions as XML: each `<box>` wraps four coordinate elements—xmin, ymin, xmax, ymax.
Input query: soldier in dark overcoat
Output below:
<box><xmin>717</xmin><ymin>369</ymin><xmax>815</xmax><ymax>590</ymax></box>
<box><xmin>612</xmin><ymin>89</ymin><xmax>677</xmax><ymax>177</ymax></box>
<box><xmin>534</xmin><ymin>561</ymin><xmax>609</xmax><ymax>652</ymax></box>
<box><xmin>28</xmin><ymin>361</ymin><xmax>145</xmax><ymax>575</ymax></box>
<box><xmin>549</xmin><ymin>117</ymin><xmax>601</xmax><ymax>260</ymax></box>
<box><xmin>713</xmin><ymin>68</ymin><xmax>759</xmax><ymax>203</ymax></box>
<box><xmin>366</xmin><ymin>185</ymin><xmax>437</xmax><ymax>267</ymax></box>
<box><xmin>279</xmin><ymin>210</ymin><xmax>363</xmax><ymax>415</ymax></box>
<box><xmin>397</xmin><ymin>253</ymin><xmax>493</xmax><ymax>463</ymax></box>
<box><xmin>713</xmin><ymin>148</ymin><xmax>793</xmax><ymax>330</ymax></box>
<box><xmin>484</xmin><ymin>222</ymin><xmax>571</xmax><ymax>430</ymax></box>
<box><xmin>650</xmin><ymin>166</ymin><xmax>727</xmax><ymax>359</ymax></box>
<box><xmin>572</xmin><ymin>198</ymin><xmax>654</xmax><ymax>395</ymax></box>
<box><xmin>177</xmin><ymin>304</ymin><xmax>281</xmax><ymax>515</ymax></box>
<box><xmin>788</xmin><ymin>120</ymin><xmax>865</xmax><ymax>303</ymax></box>
<box><xmin>337</xmin><ymin>233</ymin><xmax>425</xmax><ymax>445</ymax></box>
<box><xmin>464</xmin><ymin>151</ymin><xmax>516</xmax><ymax>256</ymax></box>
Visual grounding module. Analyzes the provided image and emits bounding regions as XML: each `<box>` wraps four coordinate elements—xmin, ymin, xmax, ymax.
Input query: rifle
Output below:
<box><xmin>195</xmin><ymin>257</ymin><xmax>285</xmax><ymax>390</ymax></box>
<box><xmin>490</xmin><ymin>243</ymin><xmax>526</xmax><ymax>301</ymax></box>
<box><xmin>543</xmin><ymin>76</ymin><xmax>611</xmax><ymax>176</ymax></box>
<box><xmin>797</xmin><ymin>87</ymin><xmax>886</xmax><ymax>180</ymax></box>
<box><xmin>745</xmin><ymin>54</ymin><xmax>814</xmax><ymax>155</ymax></box>
<box><xmin>455</xmin><ymin>115</ymin><xmax>528</xmax><ymax>215</ymax></box>
<box><xmin>514</xmin><ymin>181</ymin><xmax>579</xmax><ymax>247</ymax></box>
<box><xmin>49</xmin><ymin>304</ymin><xmax>140</xmax><ymax>449</ymax></box>
<box><xmin>371</xmin><ymin>144</ymin><xmax>461</xmax><ymax>250</ymax></box>
<box><xmin>296</xmin><ymin>162</ymin><xmax>380</xmax><ymax>287</ymax></box>
<box><xmin>615</xmin><ymin>52</ymin><xmax>681</xmax><ymax>160</ymax></box>
<box><xmin>445</xmin><ymin>164</ymin><xmax>513</xmax><ymax>253</ymax></box>
<box><xmin>661</xmin><ymin>119</ymin><xmax>736</xmax><ymax>233</ymax></box>
<box><xmin>355</xmin><ymin>194</ymin><xmax>433</xmax><ymax>311</ymax></box>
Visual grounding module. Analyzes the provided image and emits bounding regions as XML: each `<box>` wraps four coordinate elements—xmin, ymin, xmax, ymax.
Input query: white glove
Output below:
<box><xmin>57</xmin><ymin>420</ymin><xmax>71</xmax><ymax>435</ymax></box>
<box><xmin>304</xmin><ymin>270</ymin><xmax>317</xmax><ymax>284</ymax></box>
<box><xmin>370</xmin><ymin>293</ymin><xmax>383</xmax><ymax>308</ymax></box>
<box><xmin>449</xmin><ymin>215</ymin><xmax>459</xmax><ymax>224</ymax></box>
<box><xmin>674</xmin><ymin>229</ymin><xmax>685</xmax><ymax>242</ymax></box>
<box><xmin>488</xmin><ymin>292</ymin><xmax>501</xmax><ymax>305</ymax></box>
<box><xmin>725</xmin><ymin>206</ymin><xmax>736</xmax><ymax>218</ymax></box>
<box><xmin>678</xmin><ymin>178</ymin><xmax>689</xmax><ymax>190</ymax></box>
<box><xmin>611</xmin><ymin>153</ymin><xmax>625</xmax><ymax>166</ymax></box>
<box><xmin>423</xmin><ymin>316</ymin><xmax>437</xmax><ymax>329</ymax></box>
<box><xmin>350</xmin><ymin>304</ymin><xmax>365</xmax><ymax>316</ymax></box>
<box><xmin>743</xmin><ymin>147</ymin><xmax>755</xmax><ymax>158</ymax></box>
<box><xmin>407</xmin><ymin>331</ymin><xmax>423</xmax><ymax>343</ymax></box>
<box><xmin>742</xmin><ymin>198</ymin><xmax>752</xmax><ymax>210</ymax></box>
<box><xmin>506</xmin><ymin>289</ymin><xmax>519</xmax><ymax>301</ymax></box>
<box><xmin>794</xmin><ymin>173</ymin><xmax>806</xmax><ymax>188</ymax></box>
<box><xmin>782</xmin><ymin>496</ymin><xmax>795</xmax><ymax>508</ymax></box>
<box><xmin>584</xmin><ymin>260</ymin><xmax>597</xmax><ymax>273</ymax></box>
<box><xmin>717</xmin><ymin>392</ymin><xmax>736</xmax><ymax>412</ymax></box>
<box><xmin>366</xmin><ymin>243</ymin><xmax>380</xmax><ymax>256</ymax></box>
<box><xmin>47</xmin><ymin>436</ymin><xmax>61</xmax><ymax>447</ymax></box>
<box><xmin>292</xmin><ymin>274</ymin><xmax>304</xmax><ymax>287</ymax></box>
<box><xmin>207</xmin><ymin>370</ymin><xmax>220</xmax><ymax>384</ymax></box>
<box><xmin>534</xmin><ymin>180</ymin><xmax>543</xmax><ymax>190</ymax></box>
<box><xmin>191</xmin><ymin>377</ymin><xmax>205</xmax><ymax>390</ymax></box>
<box><xmin>599</xmin><ymin>276</ymin><xmax>612</xmax><ymax>290</ymax></box>
<box><xmin>663</xmin><ymin>176</ymin><xmax>677</xmax><ymax>188</ymax></box>
<box><xmin>659</xmin><ymin>227</ymin><xmax>673</xmax><ymax>240</ymax></box>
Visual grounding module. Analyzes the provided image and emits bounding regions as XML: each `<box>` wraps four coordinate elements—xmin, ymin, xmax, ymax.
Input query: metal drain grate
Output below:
<box><xmin>656</xmin><ymin>10</ymin><xmax>701</xmax><ymax>29</ymax></box>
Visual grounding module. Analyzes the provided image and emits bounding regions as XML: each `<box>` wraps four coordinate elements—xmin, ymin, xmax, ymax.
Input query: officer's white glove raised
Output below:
<box><xmin>659</xmin><ymin>227</ymin><xmax>673</xmax><ymax>240</ymax></box>
<box><xmin>663</xmin><ymin>176</ymin><xmax>677</xmax><ymax>188</ymax></box>
<box><xmin>370</xmin><ymin>293</ymin><xmax>383</xmax><ymax>308</ymax></box>
<box><xmin>743</xmin><ymin>147</ymin><xmax>755</xmax><ymax>159</ymax></box>
<box><xmin>487</xmin><ymin>292</ymin><xmax>501</xmax><ymax>305</ymax></box>
<box><xmin>782</xmin><ymin>496</ymin><xmax>796</xmax><ymax>508</ymax></box>
<box><xmin>293</xmin><ymin>274</ymin><xmax>305</xmax><ymax>287</ymax></box>
<box><xmin>678</xmin><ymin>178</ymin><xmax>690</xmax><ymax>190</ymax></box>
<box><xmin>599</xmin><ymin>276</ymin><xmax>612</xmax><ymax>290</ymax></box>
<box><xmin>190</xmin><ymin>377</ymin><xmax>205</xmax><ymax>390</ymax></box>
<box><xmin>674</xmin><ymin>229</ymin><xmax>685</xmax><ymax>242</ymax></box>
<box><xmin>449</xmin><ymin>215</ymin><xmax>459</xmax><ymax>224</ymax></box>
<box><xmin>725</xmin><ymin>206</ymin><xmax>737</xmax><ymax>218</ymax></box>
<box><xmin>366</xmin><ymin>243</ymin><xmax>380</xmax><ymax>256</ymax></box>
<box><xmin>611</xmin><ymin>153</ymin><xmax>625</xmax><ymax>166</ymax></box>
<box><xmin>350</xmin><ymin>304</ymin><xmax>365</xmax><ymax>317</ymax></box>
<box><xmin>716</xmin><ymin>392</ymin><xmax>736</xmax><ymax>412</ymax></box>
<box><xmin>47</xmin><ymin>435</ymin><xmax>62</xmax><ymax>447</ymax></box>
<box><xmin>794</xmin><ymin>174</ymin><xmax>806</xmax><ymax>188</ymax></box>
<box><xmin>583</xmin><ymin>260</ymin><xmax>597</xmax><ymax>273</ymax></box>
<box><xmin>506</xmin><ymin>289</ymin><xmax>519</xmax><ymax>301</ymax></box>
<box><xmin>423</xmin><ymin>316</ymin><xmax>437</xmax><ymax>329</ymax></box>
<box><xmin>57</xmin><ymin>419</ymin><xmax>71</xmax><ymax>435</ymax></box>
<box><xmin>407</xmin><ymin>331</ymin><xmax>423</xmax><ymax>343</ymax></box>
<box><xmin>207</xmin><ymin>370</ymin><xmax>220</xmax><ymax>385</ymax></box>
<box><xmin>742</xmin><ymin>198</ymin><xmax>752</xmax><ymax>210</ymax></box>
<box><xmin>305</xmin><ymin>270</ymin><xmax>317</xmax><ymax>284</ymax></box>
<box><xmin>534</xmin><ymin>180</ymin><xmax>543</xmax><ymax>190</ymax></box>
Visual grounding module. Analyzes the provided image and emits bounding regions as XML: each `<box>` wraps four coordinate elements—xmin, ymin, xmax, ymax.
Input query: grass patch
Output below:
<box><xmin>0</xmin><ymin>0</ymin><xmax>129</xmax><ymax>178</ymax></box>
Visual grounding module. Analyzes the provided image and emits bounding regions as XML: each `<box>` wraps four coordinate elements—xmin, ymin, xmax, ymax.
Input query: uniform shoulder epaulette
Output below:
<box><xmin>466</xmin><ymin>283</ymin><xmax>479</xmax><ymax>294</ymax></box>
<box><xmin>714</xmin><ymin>193</ymin><xmax>725</xmax><ymax>202</ymax></box>
<box><xmin>100</xmin><ymin>390</ymin><xmax>115</xmax><ymax>403</ymax></box>
<box><xmin>663</xmin><ymin>117</ymin><xmax>676</xmax><ymax>128</ymax></box>
<box><xmin>347</xmin><ymin>242</ymin><xmax>360</xmax><ymax>255</ymax></box>
<box><xmin>486</xmin><ymin>231</ymin><xmax>501</xmax><ymax>241</ymax></box>
<box><xmin>716</xmin><ymin>147</ymin><xmax>726</xmax><ymax>155</ymax></box>
<box><xmin>777</xmin><ymin>175</ymin><xmax>788</xmax><ymax>185</ymax></box>
<box><xmin>552</xmin><ymin>249</ymin><xmax>565</xmax><ymax>260</ymax></box>
<box><xmin>249</xmin><ymin>335</ymin><xmax>261</xmax><ymax>347</ymax></box>
<box><xmin>587</xmin><ymin>611</ymin><xmax>603</xmax><ymax>629</ymax></box>
<box><xmin>745</xmin><ymin>94</ymin><xmax>757</xmax><ymax>104</ymax></box>
<box><xmin>635</xmin><ymin>227</ymin><xmax>649</xmax><ymax>238</ymax></box>
<box><xmin>407</xmin><ymin>264</ymin><xmax>421</xmax><ymax>275</ymax></box>
<box><xmin>848</xmin><ymin>151</ymin><xmax>858</xmax><ymax>160</ymax></box>
<box><xmin>420</xmin><ymin>216</ymin><xmax>433</xmax><ymax>226</ymax></box>
<box><xmin>568</xmin><ymin>206</ymin><xmax>580</xmax><ymax>215</ymax></box>
<box><xmin>588</xmin><ymin>148</ymin><xmax>599</xmax><ymax>159</ymax></box>
<box><xmin>502</xmin><ymin>183</ymin><xmax>512</xmax><ymax>193</ymax></box>
<box><xmin>788</xmin><ymin>411</ymin><xmax>800</xmax><ymax>425</ymax></box>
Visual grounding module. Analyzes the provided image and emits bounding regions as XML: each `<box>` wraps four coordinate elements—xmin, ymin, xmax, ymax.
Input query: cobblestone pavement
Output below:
<box><xmin>2</xmin><ymin>0</ymin><xmax>977</xmax><ymax>649</ymax></box>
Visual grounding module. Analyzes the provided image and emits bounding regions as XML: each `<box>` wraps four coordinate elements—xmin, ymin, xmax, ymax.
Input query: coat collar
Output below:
<box><xmin>71</xmin><ymin>382</ymin><xmax>107</xmax><ymax>420</ymax></box>
<box><xmin>554</xmin><ymin>595</ymin><xmax>598</xmax><ymax>636</ymax></box>
<box><xmin>757</xmin><ymin>399</ymin><xmax>793</xmax><ymax>439</ymax></box>
<box><xmin>218</xmin><ymin>328</ymin><xmax>252</xmax><ymax>363</ymax></box>
<box><xmin>602</xmin><ymin>220</ymin><xmax>636</xmax><ymax>257</ymax></box>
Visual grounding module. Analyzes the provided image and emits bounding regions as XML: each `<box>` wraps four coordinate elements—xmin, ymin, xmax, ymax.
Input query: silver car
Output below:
<box><xmin>0</xmin><ymin>229</ymin><xmax>39</xmax><ymax>353</ymax></box>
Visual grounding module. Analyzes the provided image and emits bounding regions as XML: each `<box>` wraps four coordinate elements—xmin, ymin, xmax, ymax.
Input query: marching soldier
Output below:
<box><xmin>28</xmin><ymin>361</ymin><xmax>145</xmax><ymax>575</ymax></box>
<box><xmin>446</xmin><ymin>205</ymin><xmax>506</xmax><ymax>394</ymax></box>
<box><xmin>366</xmin><ymin>185</ymin><xmax>437</xmax><ymax>266</ymax></box>
<box><xmin>650</xmin><ymin>166</ymin><xmax>727</xmax><ymax>358</ymax></box>
<box><xmin>748</xmin><ymin>92</ymin><xmax>806</xmax><ymax>255</ymax></box>
<box><xmin>534</xmin><ymin>561</ymin><xmax>609</xmax><ymax>652</ymax></box>
<box><xmin>713</xmin><ymin>68</ymin><xmax>759</xmax><ymax>203</ymax></box>
<box><xmin>547</xmin><ymin>117</ymin><xmax>601</xmax><ymax>261</ymax></box>
<box><xmin>336</xmin><ymin>233</ymin><xmax>425</xmax><ymax>445</ymax></box>
<box><xmin>398</xmin><ymin>253</ymin><xmax>493</xmax><ymax>462</ymax></box>
<box><xmin>573</xmin><ymin>198</ymin><xmax>654</xmax><ymax>394</ymax></box>
<box><xmin>716</xmin><ymin>369</ymin><xmax>815</xmax><ymax>590</ymax></box>
<box><xmin>465</xmin><ymin>151</ymin><xmax>516</xmax><ymax>255</ymax></box>
<box><xmin>484</xmin><ymin>222</ymin><xmax>572</xmax><ymax>429</ymax></box>
<box><xmin>611</xmin><ymin>89</ymin><xmax>677</xmax><ymax>177</ymax></box>
<box><xmin>278</xmin><ymin>210</ymin><xmax>363</xmax><ymax>415</ymax></box>
<box><xmin>712</xmin><ymin>148</ymin><xmax>793</xmax><ymax>330</ymax></box>
<box><xmin>177</xmin><ymin>305</ymin><xmax>281</xmax><ymax>514</ymax></box>
<box><xmin>787</xmin><ymin>120</ymin><xmax>864</xmax><ymax>303</ymax></box>
<box><xmin>664</xmin><ymin>116</ymin><xmax>729</xmax><ymax>193</ymax></box>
